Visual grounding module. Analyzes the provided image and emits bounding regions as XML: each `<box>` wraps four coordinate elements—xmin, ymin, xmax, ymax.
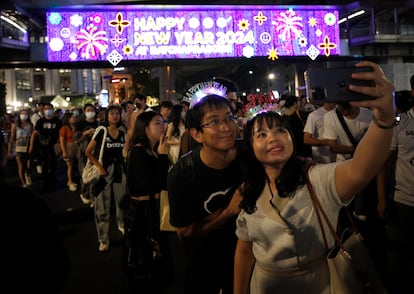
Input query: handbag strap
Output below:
<box><xmin>92</xmin><ymin>126</ymin><xmax>107</xmax><ymax>163</ymax></box>
<box><xmin>335</xmin><ymin>109</ymin><xmax>358</xmax><ymax>148</ymax></box>
<box><xmin>305</xmin><ymin>172</ymin><xmax>346</xmax><ymax>252</ymax></box>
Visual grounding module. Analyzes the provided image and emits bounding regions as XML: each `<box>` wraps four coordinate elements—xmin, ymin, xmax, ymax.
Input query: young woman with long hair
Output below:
<box><xmin>8</xmin><ymin>109</ymin><xmax>33</xmax><ymax>187</ymax></box>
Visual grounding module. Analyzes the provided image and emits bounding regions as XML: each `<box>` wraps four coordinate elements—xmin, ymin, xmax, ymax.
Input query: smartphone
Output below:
<box><xmin>304</xmin><ymin>66</ymin><xmax>375</xmax><ymax>103</ymax></box>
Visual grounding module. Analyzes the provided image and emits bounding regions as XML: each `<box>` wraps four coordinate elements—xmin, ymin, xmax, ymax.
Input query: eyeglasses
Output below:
<box><xmin>200</xmin><ymin>115</ymin><xmax>237</xmax><ymax>129</ymax></box>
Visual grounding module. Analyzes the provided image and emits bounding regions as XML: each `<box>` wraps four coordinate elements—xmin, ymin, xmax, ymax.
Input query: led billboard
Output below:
<box><xmin>46</xmin><ymin>5</ymin><xmax>340</xmax><ymax>65</ymax></box>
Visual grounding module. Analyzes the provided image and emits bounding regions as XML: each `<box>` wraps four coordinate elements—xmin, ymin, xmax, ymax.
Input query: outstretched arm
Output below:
<box><xmin>335</xmin><ymin>61</ymin><xmax>396</xmax><ymax>203</ymax></box>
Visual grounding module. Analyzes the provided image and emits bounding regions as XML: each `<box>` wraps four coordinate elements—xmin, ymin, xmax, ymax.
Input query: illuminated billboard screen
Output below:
<box><xmin>46</xmin><ymin>5</ymin><xmax>340</xmax><ymax>65</ymax></box>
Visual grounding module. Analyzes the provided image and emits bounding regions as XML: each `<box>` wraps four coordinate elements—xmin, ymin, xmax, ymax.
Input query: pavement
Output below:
<box><xmin>4</xmin><ymin>157</ymin><xmax>180</xmax><ymax>294</ymax></box>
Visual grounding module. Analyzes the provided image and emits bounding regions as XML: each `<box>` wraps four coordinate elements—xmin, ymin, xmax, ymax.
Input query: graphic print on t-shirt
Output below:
<box><xmin>203</xmin><ymin>185</ymin><xmax>237</xmax><ymax>214</ymax></box>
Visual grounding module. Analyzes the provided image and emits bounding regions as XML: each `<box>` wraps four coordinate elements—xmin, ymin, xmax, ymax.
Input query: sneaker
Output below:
<box><xmin>80</xmin><ymin>194</ymin><xmax>91</xmax><ymax>205</ymax></box>
<box><xmin>25</xmin><ymin>173</ymin><xmax>32</xmax><ymax>186</ymax></box>
<box><xmin>68</xmin><ymin>183</ymin><xmax>77</xmax><ymax>192</ymax></box>
<box><xmin>353</xmin><ymin>211</ymin><xmax>368</xmax><ymax>221</ymax></box>
<box><xmin>36</xmin><ymin>165</ymin><xmax>42</xmax><ymax>174</ymax></box>
<box><xmin>99</xmin><ymin>242</ymin><xmax>109</xmax><ymax>252</ymax></box>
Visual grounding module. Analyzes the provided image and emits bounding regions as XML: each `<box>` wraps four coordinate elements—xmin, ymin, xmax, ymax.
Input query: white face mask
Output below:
<box><xmin>85</xmin><ymin>111</ymin><xmax>96</xmax><ymax>119</ymax></box>
<box><xmin>44</xmin><ymin>109</ymin><xmax>54</xmax><ymax>117</ymax></box>
<box><xmin>20</xmin><ymin>114</ymin><xmax>28</xmax><ymax>121</ymax></box>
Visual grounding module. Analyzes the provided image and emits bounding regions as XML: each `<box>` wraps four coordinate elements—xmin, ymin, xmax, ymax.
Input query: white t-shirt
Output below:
<box><xmin>323</xmin><ymin>107</ymin><xmax>372</xmax><ymax>161</ymax></box>
<box><xmin>236</xmin><ymin>163</ymin><xmax>344</xmax><ymax>294</ymax></box>
<box><xmin>303</xmin><ymin>107</ymin><xmax>336</xmax><ymax>163</ymax></box>
<box><xmin>391</xmin><ymin>109</ymin><xmax>414</xmax><ymax>207</ymax></box>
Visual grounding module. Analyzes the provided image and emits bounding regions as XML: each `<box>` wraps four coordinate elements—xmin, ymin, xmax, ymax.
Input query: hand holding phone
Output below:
<box><xmin>157</xmin><ymin>130</ymin><xmax>169</xmax><ymax>155</ymax></box>
<box><xmin>304</xmin><ymin>66</ymin><xmax>375</xmax><ymax>103</ymax></box>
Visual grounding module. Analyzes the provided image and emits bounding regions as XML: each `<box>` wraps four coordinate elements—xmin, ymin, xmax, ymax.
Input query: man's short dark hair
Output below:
<box><xmin>280</xmin><ymin>94</ymin><xmax>299</xmax><ymax>108</ymax></box>
<box><xmin>160</xmin><ymin>100</ymin><xmax>173</xmax><ymax>109</ymax></box>
<box><xmin>185</xmin><ymin>94</ymin><xmax>233</xmax><ymax>131</ymax></box>
<box><xmin>395</xmin><ymin>90</ymin><xmax>414</xmax><ymax>112</ymax></box>
<box><xmin>134</xmin><ymin>94</ymin><xmax>146</xmax><ymax>102</ymax></box>
<box><xmin>83</xmin><ymin>103</ymin><xmax>95</xmax><ymax>112</ymax></box>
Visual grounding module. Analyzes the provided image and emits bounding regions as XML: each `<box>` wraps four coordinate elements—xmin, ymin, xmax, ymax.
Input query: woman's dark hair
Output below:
<box><xmin>395</xmin><ymin>90</ymin><xmax>414</xmax><ymax>113</ymax></box>
<box><xmin>240</xmin><ymin>111</ymin><xmax>307</xmax><ymax>214</ymax></box>
<box><xmin>280</xmin><ymin>94</ymin><xmax>299</xmax><ymax>108</ymax></box>
<box><xmin>185</xmin><ymin>94</ymin><xmax>233</xmax><ymax>131</ymax></box>
<box><xmin>61</xmin><ymin>111</ymin><xmax>73</xmax><ymax>126</ymax></box>
<box><xmin>130</xmin><ymin>110</ymin><xmax>160</xmax><ymax>151</ymax></box>
<box><xmin>83</xmin><ymin>103</ymin><xmax>95</xmax><ymax>112</ymax></box>
<box><xmin>169</xmin><ymin>104</ymin><xmax>184</xmax><ymax>138</ymax></box>
<box><xmin>16</xmin><ymin>109</ymin><xmax>32</xmax><ymax>129</ymax></box>
<box><xmin>103</xmin><ymin>105</ymin><xmax>123</xmax><ymax>127</ymax></box>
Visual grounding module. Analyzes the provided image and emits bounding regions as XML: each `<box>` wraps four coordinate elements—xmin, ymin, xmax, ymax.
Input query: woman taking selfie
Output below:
<box><xmin>234</xmin><ymin>61</ymin><xmax>395</xmax><ymax>293</ymax></box>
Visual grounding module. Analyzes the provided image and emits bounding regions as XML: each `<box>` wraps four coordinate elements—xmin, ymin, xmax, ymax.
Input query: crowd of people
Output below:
<box><xmin>1</xmin><ymin>61</ymin><xmax>413</xmax><ymax>293</ymax></box>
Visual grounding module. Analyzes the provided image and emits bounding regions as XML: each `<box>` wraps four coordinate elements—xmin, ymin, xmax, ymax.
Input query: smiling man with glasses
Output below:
<box><xmin>167</xmin><ymin>94</ymin><xmax>245</xmax><ymax>294</ymax></box>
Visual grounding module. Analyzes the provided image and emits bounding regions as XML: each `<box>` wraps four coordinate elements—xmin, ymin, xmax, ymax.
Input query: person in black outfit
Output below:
<box><xmin>167</xmin><ymin>95</ymin><xmax>245</xmax><ymax>294</ymax></box>
<box><xmin>29</xmin><ymin>102</ymin><xmax>62</xmax><ymax>192</ymax></box>
<box><xmin>124</xmin><ymin>110</ymin><xmax>170</xmax><ymax>292</ymax></box>
<box><xmin>280</xmin><ymin>94</ymin><xmax>312</xmax><ymax>158</ymax></box>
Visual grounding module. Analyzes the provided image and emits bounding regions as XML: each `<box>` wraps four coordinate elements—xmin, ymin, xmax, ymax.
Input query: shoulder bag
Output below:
<box><xmin>306</xmin><ymin>173</ymin><xmax>387</xmax><ymax>294</ymax></box>
<box><xmin>82</xmin><ymin>126</ymin><xmax>107</xmax><ymax>185</ymax></box>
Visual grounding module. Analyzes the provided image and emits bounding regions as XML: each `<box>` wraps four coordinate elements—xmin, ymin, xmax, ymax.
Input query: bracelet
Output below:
<box><xmin>372</xmin><ymin>116</ymin><xmax>399</xmax><ymax>129</ymax></box>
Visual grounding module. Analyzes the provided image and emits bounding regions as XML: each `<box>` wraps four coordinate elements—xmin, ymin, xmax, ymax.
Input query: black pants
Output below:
<box><xmin>40</xmin><ymin>146</ymin><xmax>57</xmax><ymax>190</ymax></box>
<box><xmin>124</xmin><ymin>198</ymin><xmax>161</xmax><ymax>275</ymax></box>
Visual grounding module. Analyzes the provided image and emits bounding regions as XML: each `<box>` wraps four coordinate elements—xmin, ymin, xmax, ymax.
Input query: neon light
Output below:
<box><xmin>338</xmin><ymin>10</ymin><xmax>365</xmax><ymax>25</ymax></box>
<box><xmin>1</xmin><ymin>15</ymin><xmax>27</xmax><ymax>33</ymax></box>
<box><xmin>46</xmin><ymin>5</ymin><xmax>341</xmax><ymax>63</ymax></box>
<box><xmin>183</xmin><ymin>81</ymin><xmax>227</xmax><ymax>107</ymax></box>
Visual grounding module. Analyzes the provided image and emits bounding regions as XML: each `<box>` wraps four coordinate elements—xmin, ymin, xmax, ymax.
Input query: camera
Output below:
<box><xmin>304</xmin><ymin>66</ymin><xmax>375</xmax><ymax>103</ymax></box>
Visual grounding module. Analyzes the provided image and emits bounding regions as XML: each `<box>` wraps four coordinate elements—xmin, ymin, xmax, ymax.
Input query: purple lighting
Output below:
<box><xmin>46</xmin><ymin>5</ymin><xmax>341</xmax><ymax>65</ymax></box>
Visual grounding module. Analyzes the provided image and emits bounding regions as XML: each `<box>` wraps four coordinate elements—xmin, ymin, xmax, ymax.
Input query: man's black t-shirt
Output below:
<box><xmin>167</xmin><ymin>144</ymin><xmax>245</xmax><ymax>292</ymax></box>
<box><xmin>35</xmin><ymin>116</ymin><xmax>62</xmax><ymax>147</ymax></box>
<box><xmin>168</xmin><ymin>145</ymin><xmax>244</xmax><ymax>226</ymax></box>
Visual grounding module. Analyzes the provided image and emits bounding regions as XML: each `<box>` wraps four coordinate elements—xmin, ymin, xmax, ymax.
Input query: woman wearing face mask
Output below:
<box><xmin>74</xmin><ymin>104</ymin><xmax>99</xmax><ymax>205</ymax></box>
<box><xmin>8</xmin><ymin>109</ymin><xmax>33</xmax><ymax>187</ymax></box>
